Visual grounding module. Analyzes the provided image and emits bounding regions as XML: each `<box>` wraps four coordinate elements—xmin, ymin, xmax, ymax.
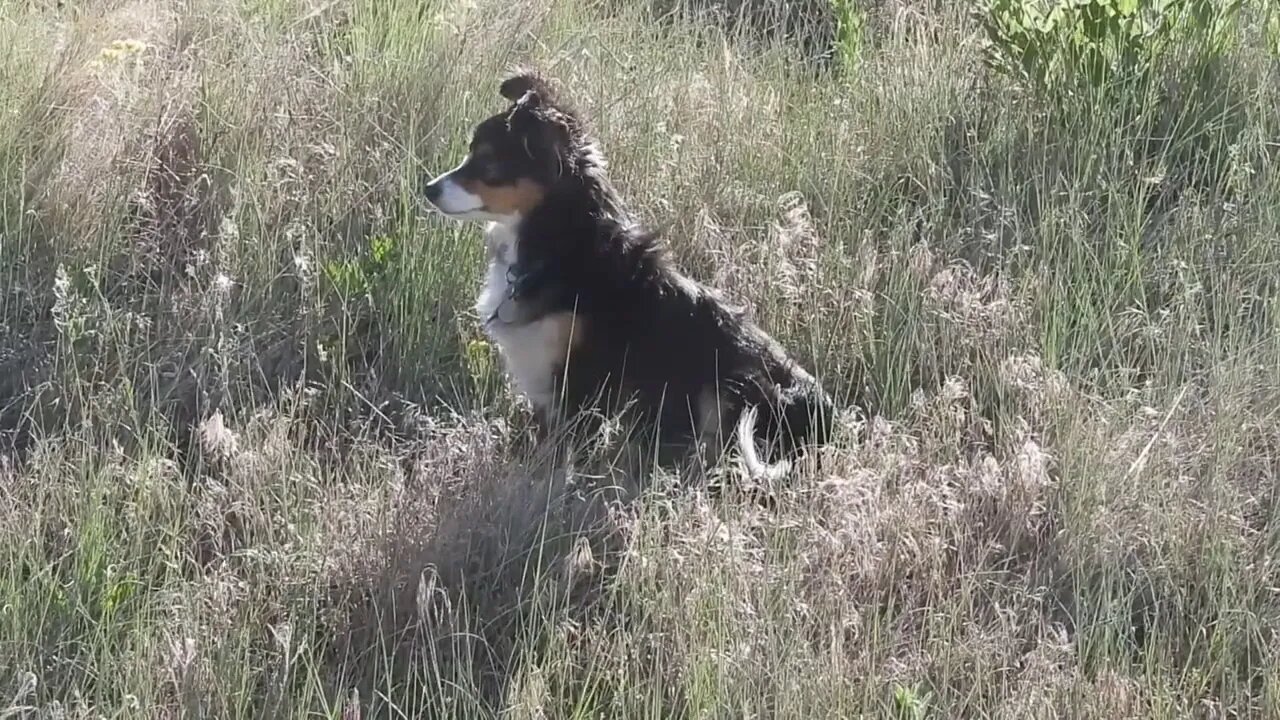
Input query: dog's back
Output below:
<box><xmin>545</xmin><ymin>236</ymin><xmax>833</xmax><ymax>471</ymax></box>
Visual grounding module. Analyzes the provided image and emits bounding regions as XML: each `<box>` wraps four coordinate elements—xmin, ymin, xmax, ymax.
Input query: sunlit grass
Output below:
<box><xmin>2</xmin><ymin>0</ymin><xmax>1279</xmax><ymax>717</ymax></box>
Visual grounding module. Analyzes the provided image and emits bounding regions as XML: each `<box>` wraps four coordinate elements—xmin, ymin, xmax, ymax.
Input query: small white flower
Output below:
<box><xmin>269</xmin><ymin>621</ymin><xmax>293</xmax><ymax>653</ymax></box>
<box><xmin>54</xmin><ymin>264</ymin><xmax>71</xmax><ymax>297</ymax></box>
<box><xmin>169</xmin><ymin>636</ymin><xmax>197</xmax><ymax>675</ymax></box>
<box><xmin>13</xmin><ymin>671</ymin><xmax>36</xmax><ymax>702</ymax></box>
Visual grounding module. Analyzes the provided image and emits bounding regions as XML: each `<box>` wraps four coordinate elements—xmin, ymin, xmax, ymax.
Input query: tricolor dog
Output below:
<box><xmin>422</xmin><ymin>69</ymin><xmax>833</xmax><ymax>480</ymax></box>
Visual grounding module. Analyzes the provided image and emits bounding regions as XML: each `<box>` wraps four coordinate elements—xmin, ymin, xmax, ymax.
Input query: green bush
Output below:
<box><xmin>831</xmin><ymin>0</ymin><xmax>867</xmax><ymax>71</ymax></box>
<box><xmin>976</xmin><ymin>0</ymin><xmax>1243</xmax><ymax>92</ymax></box>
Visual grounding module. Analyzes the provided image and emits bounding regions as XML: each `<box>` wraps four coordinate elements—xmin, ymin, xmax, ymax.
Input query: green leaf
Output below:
<box><xmin>103</xmin><ymin>576</ymin><xmax>138</xmax><ymax>614</ymax></box>
<box><xmin>369</xmin><ymin>234</ymin><xmax>395</xmax><ymax>264</ymax></box>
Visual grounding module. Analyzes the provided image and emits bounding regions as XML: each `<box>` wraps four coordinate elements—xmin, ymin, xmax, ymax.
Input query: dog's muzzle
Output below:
<box><xmin>422</xmin><ymin>176</ymin><xmax>444</xmax><ymax>205</ymax></box>
<box><xmin>420</xmin><ymin>165</ymin><xmax>485</xmax><ymax>217</ymax></box>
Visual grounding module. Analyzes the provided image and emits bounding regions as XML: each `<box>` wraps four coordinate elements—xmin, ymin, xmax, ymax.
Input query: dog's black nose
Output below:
<box><xmin>423</xmin><ymin>179</ymin><xmax>442</xmax><ymax>204</ymax></box>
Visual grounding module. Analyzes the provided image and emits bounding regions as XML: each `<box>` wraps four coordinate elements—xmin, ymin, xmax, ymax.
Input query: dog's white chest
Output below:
<box><xmin>476</xmin><ymin>222</ymin><xmax>576</xmax><ymax>412</ymax></box>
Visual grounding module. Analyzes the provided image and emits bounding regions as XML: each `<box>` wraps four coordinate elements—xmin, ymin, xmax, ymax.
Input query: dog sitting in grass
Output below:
<box><xmin>422</xmin><ymin>68</ymin><xmax>833</xmax><ymax>480</ymax></box>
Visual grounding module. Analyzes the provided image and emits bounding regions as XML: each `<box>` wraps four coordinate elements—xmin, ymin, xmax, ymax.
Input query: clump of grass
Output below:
<box><xmin>2</xmin><ymin>0</ymin><xmax>1280</xmax><ymax>717</ymax></box>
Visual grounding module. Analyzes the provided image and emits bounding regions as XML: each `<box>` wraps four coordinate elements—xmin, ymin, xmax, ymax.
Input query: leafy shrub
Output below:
<box><xmin>831</xmin><ymin>0</ymin><xmax>867</xmax><ymax>71</ymax></box>
<box><xmin>976</xmin><ymin>0</ymin><xmax>1244</xmax><ymax>92</ymax></box>
<box><xmin>323</xmin><ymin>233</ymin><xmax>399</xmax><ymax>308</ymax></box>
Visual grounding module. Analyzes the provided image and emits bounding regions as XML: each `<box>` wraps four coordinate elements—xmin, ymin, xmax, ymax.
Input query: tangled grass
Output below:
<box><xmin>2</xmin><ymin>0</ymin><xmax>1279</xmax><ymax>717</ymax></box>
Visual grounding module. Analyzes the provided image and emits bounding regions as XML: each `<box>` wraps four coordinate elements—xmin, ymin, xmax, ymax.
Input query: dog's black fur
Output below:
<box><xmin>423</xmin><ymin>69</ymin><xmax>834</xmax><ymax>478</ymax></box>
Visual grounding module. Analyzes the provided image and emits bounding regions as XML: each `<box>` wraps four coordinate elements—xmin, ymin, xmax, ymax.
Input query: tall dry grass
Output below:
<box><xmin>2</xmin><ymin>0</ymin><xmax>1279</xmax><ymax>717</ymax></box>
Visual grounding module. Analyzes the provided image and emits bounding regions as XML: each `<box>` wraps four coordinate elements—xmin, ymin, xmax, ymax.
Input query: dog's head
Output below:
<box><xmin>422</xmin><ymin>69</ymin><xmax>581</xmax><ymax>225</ymax></box>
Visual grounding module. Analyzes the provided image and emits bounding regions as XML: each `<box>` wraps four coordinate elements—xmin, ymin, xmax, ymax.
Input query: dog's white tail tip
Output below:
<box><xmin>736</xmin><ymin>405</ymin><xmax>791</xmax><ymax>482</ymax></box>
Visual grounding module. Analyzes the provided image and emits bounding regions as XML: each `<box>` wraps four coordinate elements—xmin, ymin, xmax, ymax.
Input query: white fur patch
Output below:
<box><xmin>428</xmin><ymin>158</ymin><xmax>484</xmax><ymax>216</ymax></box>
<box><xmin>477</xmin><ymin>221</ymin><xmax>580</xmax><ymax>413</ymax></box>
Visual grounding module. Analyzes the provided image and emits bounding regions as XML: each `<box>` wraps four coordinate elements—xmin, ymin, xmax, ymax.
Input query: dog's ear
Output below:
<box><xmin>538</xmin><ymin>110</ymin><xmax>574</xmax><ymax>166</ymax></box>
<box><xmin>499</xmin><ymin>70</ymin><xmax>548</xmax><ymax>106</ymax></box>
<box><xmin>500</xmin><ymin>69</ymin><xmax>578</xmax><ymax>173</ymax></box>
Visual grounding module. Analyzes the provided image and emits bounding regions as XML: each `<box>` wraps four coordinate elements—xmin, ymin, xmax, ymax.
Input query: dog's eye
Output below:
<box><xmin>476</xmin><ymin>161</ymin><xmax>507</xmax><ymax>185</ymax></box>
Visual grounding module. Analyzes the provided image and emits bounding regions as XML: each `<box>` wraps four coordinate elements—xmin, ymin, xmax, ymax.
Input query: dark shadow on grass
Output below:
<box><xmin>318</xmin><ymin>414</ymin><xmax>703</xmax><ymax>717</ymax></box>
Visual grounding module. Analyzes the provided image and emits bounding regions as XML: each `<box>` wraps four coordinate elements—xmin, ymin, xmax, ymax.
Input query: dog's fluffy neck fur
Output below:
<box><xmin>526</xmin><ymin>140</ymin><xmax>628</xmax><ymax>236</ymax></box>
<box><xmin>503</xmin><ymin>143</ymin><xmax>669</xmax><ymax>300</ymax></box>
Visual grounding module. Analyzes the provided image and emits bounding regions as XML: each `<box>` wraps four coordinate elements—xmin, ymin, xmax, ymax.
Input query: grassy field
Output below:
<box><xmin>2</xmin><ymin>0</ymin><xmax>1280</xmax><ymax>717</ymax></box>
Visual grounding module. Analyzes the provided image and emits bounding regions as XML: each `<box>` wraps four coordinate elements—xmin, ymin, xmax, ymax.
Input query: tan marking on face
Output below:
<box><xmin>460</xmin><ymin>177</ymin><xmax>547</xmax><ymax>216</ymax></box>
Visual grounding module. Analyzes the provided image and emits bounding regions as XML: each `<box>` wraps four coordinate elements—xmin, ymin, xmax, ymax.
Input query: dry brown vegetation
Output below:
<box><xmin>2</xmin><ymin>0</ymin><xmax>1280</xmax><ymax>717</ymax></box>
